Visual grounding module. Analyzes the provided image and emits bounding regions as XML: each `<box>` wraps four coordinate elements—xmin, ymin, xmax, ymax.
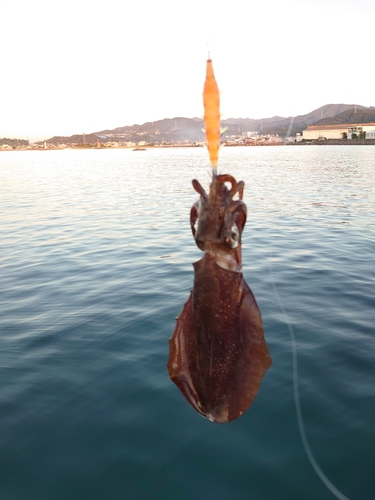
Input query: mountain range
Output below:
<box><xmin>44</xmin><ymin>104</ymin><xmax>375</xmax><ymax>145</ymax></box>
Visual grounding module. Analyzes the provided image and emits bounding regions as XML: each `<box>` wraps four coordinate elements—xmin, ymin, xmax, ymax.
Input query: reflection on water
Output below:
<box><xmin>0</xmin><ymin>146</ymin><xmax>374</xmax><ymax>500</ymax></box>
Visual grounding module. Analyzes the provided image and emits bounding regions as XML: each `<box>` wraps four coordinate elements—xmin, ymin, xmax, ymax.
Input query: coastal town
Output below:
<box><xmin>2</xmin><ymin>130</ymin><xmax>375</xmax><ymax>151</ymax></box>
<box><xmin>1</xmin><ymin>132</ymin><xmax>288</xmax><ymax>151</ymax></box>
<box><xmin>2</xmin><ymin>104</ymin><xmax>375</xmax><ymax>150</ymax></box>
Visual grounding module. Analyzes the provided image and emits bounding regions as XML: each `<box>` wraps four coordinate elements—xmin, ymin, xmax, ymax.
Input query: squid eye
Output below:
<box><xmin>230</xmin><ymin>224</ymin><xmax>239</xmax><ymax>248</ymax></box>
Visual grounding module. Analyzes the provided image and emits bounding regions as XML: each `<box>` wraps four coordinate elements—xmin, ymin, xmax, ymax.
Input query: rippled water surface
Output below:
<box><xmin>1</xmin><ymin>146</ymin><xmax>374</xmax><ymax>500</ymax></box>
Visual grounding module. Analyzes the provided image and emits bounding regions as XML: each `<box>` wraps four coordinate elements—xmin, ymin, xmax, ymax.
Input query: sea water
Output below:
<box><xmin>0</xmin><ymin>146</ymin><xmax>374</xmax><ymax>500</ymax></box>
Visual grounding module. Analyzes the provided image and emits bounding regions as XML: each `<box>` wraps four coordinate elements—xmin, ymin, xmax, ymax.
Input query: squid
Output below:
<box><xmin>167</xmin><ymin>58</ymin><xmax>271</xmax><ymax>423</ymax></box>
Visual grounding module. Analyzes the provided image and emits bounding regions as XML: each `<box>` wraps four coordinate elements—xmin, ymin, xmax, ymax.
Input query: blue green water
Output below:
<box><xmin>1</xmin><ymin>146</ymin><xmax>374</xmax><ymax>500</ymax></box>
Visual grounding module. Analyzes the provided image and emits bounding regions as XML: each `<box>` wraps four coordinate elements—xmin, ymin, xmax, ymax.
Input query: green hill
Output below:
<box><xmin>1</xmin><ymin>137</ymin><xmax>29</xmax><ymax>147</ymax></box>
<box><xmin>312</xmin><ymin>106</ymin><xmax>375</xmax><ymax>125</ymax></box>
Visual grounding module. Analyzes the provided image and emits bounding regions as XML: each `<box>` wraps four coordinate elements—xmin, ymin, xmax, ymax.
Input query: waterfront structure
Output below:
<box><xmin>303</xmin><ymin>122</ymin><xmax>375</xmax><ymax>140</ymax></box>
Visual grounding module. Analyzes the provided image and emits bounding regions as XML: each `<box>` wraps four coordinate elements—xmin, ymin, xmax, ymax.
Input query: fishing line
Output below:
<box><xmin>268</xmin><ymin>261</ymin><xmax>350</xmax><ymax>500</ymax></box>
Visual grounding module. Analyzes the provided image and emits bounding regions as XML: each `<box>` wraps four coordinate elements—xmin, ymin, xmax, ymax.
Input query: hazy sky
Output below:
<box><xmin>1</xmin><ymin>0</ymin><xmax>374</xmax><ymax>140</ymax></box>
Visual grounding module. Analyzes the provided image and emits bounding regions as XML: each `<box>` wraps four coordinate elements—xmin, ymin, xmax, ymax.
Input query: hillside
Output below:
<box><xmin>1</xmin><ymin>137</ymin><xmax>29</xmax><ymax>147</ymax></box>
<box><xmin>101</xmin><ymin>117</ymin><xmax>205</xmax><ymax>144</ymax></box>
<box><xmin>312</xmin><ymin>106</ymin><xmax>375</xmax><ymax>126</ymax></box>
<box><xmin>241</xmin><ymin>104</ymin><xmax>362</xmax><ymax>137</ymax></box>
<box><xmin>96</xmin><ymin>104</ymin><xmax>361</xmax><ymax>141</ymax></box>
<box><xmin>43</xmin><ymin>104</ymin><xmax>373</xmax><ymax>145</ymax></box>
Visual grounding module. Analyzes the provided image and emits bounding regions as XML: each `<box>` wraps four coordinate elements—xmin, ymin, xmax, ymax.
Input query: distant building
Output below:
<box><xmin>366</xmin><ymin>129</ymin><xmax>375</xmax><ymax>139</ymax></box>
<box><xmin>303</xmin><ymin>122</ymin><xmax>375</xmax><ymax>140</ymax></box>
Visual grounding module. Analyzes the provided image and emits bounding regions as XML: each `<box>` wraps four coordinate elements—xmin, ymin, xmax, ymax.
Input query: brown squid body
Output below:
<box><xmin>168</xmin><ymin>173</ymin><xmax>271</xmax><ymax>423</ymax></box>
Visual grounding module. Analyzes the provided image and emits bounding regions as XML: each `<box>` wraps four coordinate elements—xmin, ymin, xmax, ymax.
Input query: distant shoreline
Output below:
<box><xmin>285</xmin><ymin>138</ymin><xmax>375</xmax><ymax>146</ymax></box>
<box><xmin>2</xmin><ymin>138</ymin><xmax>375</xmax><ymax>152</ymax></box>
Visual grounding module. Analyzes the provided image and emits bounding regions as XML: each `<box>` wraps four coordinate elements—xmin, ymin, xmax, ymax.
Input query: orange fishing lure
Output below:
<box><xmin>203</xmin><ymin>58</ymin><xmax>221</xmax><ymax>168</ymax></box>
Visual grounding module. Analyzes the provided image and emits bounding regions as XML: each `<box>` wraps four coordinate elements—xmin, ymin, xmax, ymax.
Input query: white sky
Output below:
<box><xmin>1</xmin><ymin>0</ymin><xmax>374</xmax><ymax>141</ymax></box>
